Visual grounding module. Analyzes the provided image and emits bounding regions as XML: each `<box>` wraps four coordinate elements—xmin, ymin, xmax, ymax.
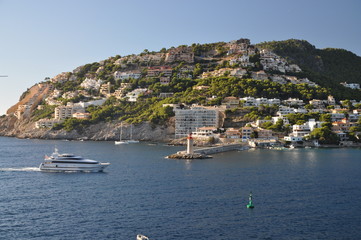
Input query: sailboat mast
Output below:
<box><xmin>130</xmin><ymin>124</ymin><xmax>133</xmax><ymax>140</ymax></box>
<box><xmin>120</xmin><ymin>123</ymin><xmax>123</xmax><ymax>141</ymax></box>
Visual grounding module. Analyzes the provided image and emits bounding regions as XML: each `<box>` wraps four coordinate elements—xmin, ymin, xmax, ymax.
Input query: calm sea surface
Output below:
<box><xmin>0</xmin><ymin>136</ymin><xmax>361</xmax><ymax>240</ymax></box>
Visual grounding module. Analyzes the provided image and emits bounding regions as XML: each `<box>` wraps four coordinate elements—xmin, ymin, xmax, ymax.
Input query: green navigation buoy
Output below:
<box><xmin>246</xmin><ymin>192</ymin><xmax>254</xmax><ymax>209</ymax></box>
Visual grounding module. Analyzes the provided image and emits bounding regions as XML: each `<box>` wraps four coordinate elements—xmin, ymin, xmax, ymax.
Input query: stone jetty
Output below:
<box><xmin>166</xmin><ymin>134</ymin><xmax>247</xmax><ymax>159</ymax></box>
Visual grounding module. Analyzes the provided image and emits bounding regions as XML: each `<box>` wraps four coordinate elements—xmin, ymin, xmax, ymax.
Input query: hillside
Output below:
<box><xmin>256</xmin><ymin>39</ymin><xmax>361</xmax><ymax>100</ymax></box>
<box><xmin>1</xmin><ymin>38</ymin><xmax>361</xmax><ymax>140</ymax></box>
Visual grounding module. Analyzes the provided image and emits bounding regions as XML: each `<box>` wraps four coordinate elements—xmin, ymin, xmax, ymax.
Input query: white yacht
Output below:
<box><xmin>39</xmin><ymin>149</ymin><xmax>110</xmax><ymax>172</ymax></box>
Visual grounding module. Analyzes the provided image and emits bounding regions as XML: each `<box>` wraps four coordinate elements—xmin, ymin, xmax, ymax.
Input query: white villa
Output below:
<box><xmin>80</xmin><ymin>78</ymin><xmax>103</xmax><ymax>90</ymax></box>
<box><xmin>113</xmin><ymin>71</ymin><xmax>142</xmax><ymax>81</ymax></box>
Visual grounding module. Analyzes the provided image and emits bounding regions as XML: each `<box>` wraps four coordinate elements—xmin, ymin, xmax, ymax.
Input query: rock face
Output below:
<box><xmin>0</xmin><ymin>116</ymin><xmax>175</xmax><ymax>142</ymax></box>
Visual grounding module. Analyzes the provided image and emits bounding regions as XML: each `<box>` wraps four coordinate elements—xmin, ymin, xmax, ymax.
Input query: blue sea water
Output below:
<box><xmin>0</xmin><ymin>136</ymin><xmax>361</xmax><ymax>240</ymax></box>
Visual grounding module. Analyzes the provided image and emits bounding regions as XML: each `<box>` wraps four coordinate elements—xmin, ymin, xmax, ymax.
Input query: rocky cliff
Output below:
<box><xmin>0</xmin><ymin>115</ymin><xmax>175</xmax><ymax>142</ymax></box>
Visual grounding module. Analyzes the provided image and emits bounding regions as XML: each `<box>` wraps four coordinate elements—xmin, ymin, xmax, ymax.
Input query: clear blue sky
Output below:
<box><xmin>1</xmin><ymin>0</ymin><xmax>360</xmax><ymax>115</ymax></box>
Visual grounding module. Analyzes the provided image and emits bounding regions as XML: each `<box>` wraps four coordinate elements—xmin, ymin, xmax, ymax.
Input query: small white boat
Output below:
<box><xmin>115</xmin><ymin>140</ymin><xmax>129</xmax><ymax>145</ymax></box>
<box><xmin>115</xmin><ymin>122</ymin><xmax>129</xmax><ymax>145</ymax></box>
<box><xmin>137</xmin><ymin>234</ymin><xmax>149</xmax><ymax>240</ymax></box>
<box><xmin>115</xmin><ymin>123</ymin><xmax>139</xmax><ymax>144</ymax></box>
<box><xmin>128</xmin><ymin>124</ymin><xmax>139</xmax><ymax>143</ymax></box>
<box><xmin>39</xmin><ymin>148</ymin><xmax>110</xmax><ymax>172</ymax></box>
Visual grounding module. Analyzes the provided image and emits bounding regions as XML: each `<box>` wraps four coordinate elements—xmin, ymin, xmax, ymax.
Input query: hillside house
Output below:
<box><xmin>251</xmin><ymin>70</ymin><xmax>268</xmax><ymax>80</ymax></box>
<box><xmin>177</xmin><ymin>66</ymin><xmax>194</xmax><ymax>79</ymax></box>
<box><xmin>62</xmin><ymin>91</ymin><xmax>78</xmax><ymax>99</ymax></box>
<box><xmin>283</xmin><ymin>98</ymin><xmax>304</xmax><ymax>106</ymax></box>
<box><xmin>257</xmin><ymin>128</ymin><xmax>273</xmax><ymax>139</ymax></box>
<box><xmin>192</xmin><ymin>127</ymin><xmax>217</xmax><ymax>138</ymax></box>
<box><xmin>201</xmin><ymin>68</ymin><xmax>232</xmax><ymax>79</ymax></box>
<box><xmin>113</xmin><ymin>71</ymin><xmax>141</xmax><ymax>81</ymax></box>
<box><xmin>349</xmin><ymin>113</ymin><xmax>360</xmax><ymax>122</ymax></box>
<box><xmin>80</xmin><ymin>78</ymin><xmax>103</xmax><ymax>90</ymax></box>
<box><xmin>277</xmin><ymin>106</ymin><xmax>295</xmax><ymax>116</ymax></box>
<box><xmin>72</xmin><ymin>112</ymin><xmax>91</xmax><ymax>119</ymax></box>
<box><xmin>341</xmin><ymin>82</ymin><xmax>360</xmax><ymax>89</ymax></box>
<box><xmin>332</xmin><ymin>119</ymin><xmax>356</xmax><ymax>132</ymax></box>
<box><xmin>309</xmin><ymin>99</ymin><xmax>325</xmax><ymax>108</ymax></box>
<box><xmin>272</xmin><ymin>116</ymin><xmax>290</xmax><ymax>125</ymax></box>
<box><xmin>270</xmin><ymin>75</ymin><xmax>287</xmax><ymax>84</ymax></box>
<box><xmin>229</xmin><ymin>55</ymin><xmax>250</xmax><ymax>65</ymax></box>
<box><xmin>50</xmin><ymin>72</ymin><xmax>71</xmax><ymax>84</ymax></box>
<box><xmin>330</xmin><ymin>113</ymin><xmax>346</xmax><ymax>122</ymax></box>
<box><xmin>293</xmin><ymin>108</ymin><xmax>308</xmax><ymax>114</ymax></box>
<box><xmin>100</xmin><ymin>82</ymin><xmax>111</xmax><ymax>96</ymax></box>
<box><xmin>328</xmin><ymin>95</ymin><xmax>336</xmax><ymax>105</ymax></box>
<box><xmin>226</xmin><ymin>39</ymin><xmax>250</xmax><ymax>55</ymax></box>
<box><xmin>241</xmin><ymin>127</ymin><xmax>253</xmax><ymax>140</ymax></box>
<box><xmin>14</xmin><ymin>104</ymin><xmax>31</xmax><ymax>119</ymax></box>
<box><xmin>290</xmin><ymin>119</ymin><xmax>324</xmax><ymax>137</ymax></box>
<box><xmin>225</xmin><ymin>128</ymin><xmax>241</xmax><ymax>139</ymax></box>
<box><xmin>126</xmin><ymin>88</ymin><xmax>149</xmax><ymax>102</ymax></box>
<box><xmin>160</xmin><ymin>77</ymin><xmax>171</xmax><ymax>85</ymax></box>
<box><xmin>147</xmin><ymin>66</ymin><xmax>173</xmax><ymax>77</ymax></box>
<box><xmin>35</xmin><ymin>119</ymin><xmax>63</xmax><ymax>129</ymax></box>
<box><xmin>165</xmin><ymin>46</ymin><xmax>194</xmax><ymax>63</ymax></box>
<box><xmin>284</xmin><ymin>136</ymin><xmax>303</xmax><ymax>142</ymax></box>
<box><xmin>55</xmin><ymin>105</ymin><xmax>85</xmax><ymax>120</ymax></box>
<box><xmin>114</xmin><ymin>83</ymin><xmax>132</xmax><ymax>99</ymax></box>
<box><xmin>222</xmin><ymin>97</ymin><xmax>240</xmax><ymax>109</ymax></box>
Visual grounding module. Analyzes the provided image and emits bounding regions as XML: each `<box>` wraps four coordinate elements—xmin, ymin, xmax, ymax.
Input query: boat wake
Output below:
<box><xmin>0</xmin><ymin>167</ymin><xmax>40</xmax><ymax>172</ymax></box>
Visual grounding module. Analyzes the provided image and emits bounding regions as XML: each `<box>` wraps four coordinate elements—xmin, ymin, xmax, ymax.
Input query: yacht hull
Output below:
<box><xmin>39</xmin><ymin>163</ymin><xmax>110</xmax><ymax>172</ymax></box>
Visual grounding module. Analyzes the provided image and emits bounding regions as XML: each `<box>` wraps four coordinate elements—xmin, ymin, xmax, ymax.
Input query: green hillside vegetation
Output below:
<box><xmin>54</xmin><ymin>75</ymin><xmax>333</xmax><ymax>132</ymax></box>
<box><xmin>257</xmin><ymin>39</ymin><xmax>361</xmax><ymax>101</ymax></box>
<box><xmin>28</xmin><ymin>38</ymin><xmax>361</xmax><ymax>132</ymax></box>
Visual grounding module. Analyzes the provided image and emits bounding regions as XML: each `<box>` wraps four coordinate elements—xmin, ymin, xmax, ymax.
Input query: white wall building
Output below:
<box><xmin>69</xmin><ymin>99</ymin><xmax>106</xmax><ymax>108</ymax></box>
<box><xmin>284</xmin><ymin>136</ymin><xmax>303</xmax><ymax>142</ymax></box>
<box><xmin>35</xmin><ymin>119</ymin><xmax>63</xmax><ymax>128</ymax></box>
<box><xmin>114</xmin><ymin>71</ymin><xmax>142</xmax><ymax>81</ymax></box>
<box><xmin>277</xmin><ymin>106</ymin><xmax>295</xmax><ymax>116</ymax></box>
<box><xmin>174</xmin><ymin>106</ymin><xmax>219</xmax><ymax>138</ymax></box>
<box><xmin>283</xmin><ymin>98</ymin><xmax>304</xmax><ymax>106</ymax></box>
<box><xmin>240</xmin><ymin>97</ymin><xmax>281</xmax><ymax>107</ymax></box>
<box><xmin>126</xmin><ymin>88</ymin><xmax>148</xmax><ymax>102</ymax></box>
<box><xmin>80</xmin><ymin>78</ymin><xmax>103</xmax><ymax>90</ymax></box>
<box><xmin>331</xmin><ymin>113</ymin><xmax>346</xmax><ymax>122</ymax></box>
<box><xmin>341</xmin><ymin>82</ymin><xmax>360</xmax><ymax>89</ymax></box>
<box><xmin>272</xmin><ymin>116</ymin><xmax>290</xmax><ymax>125</ymax></box>
<box><xmin>55</xmin><ymin>105</ymin><xmax>85</xmax><ymax>120</ymax></box>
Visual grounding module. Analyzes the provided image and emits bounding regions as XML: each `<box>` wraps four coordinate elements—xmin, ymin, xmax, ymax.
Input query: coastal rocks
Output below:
<box><xmin>167</xmin><ymin>152</ymin><xmax>211</xmax><ymax>159</ymax></box>
<box><xmin>0</xmin><ymin>116</ymin><xmax>175</xmax><ymax>142</ymax></box>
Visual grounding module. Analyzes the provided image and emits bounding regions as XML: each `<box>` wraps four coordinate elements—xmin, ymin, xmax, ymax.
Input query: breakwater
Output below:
<box><xmin>194</xmin><ymin>143</ymin><xmax>248</xmax><ymax>154</ymax></box>
<box><xmin>167</xmin><ymin>143</ymin><xmax>248</xmax><ymax>159</ymax></box>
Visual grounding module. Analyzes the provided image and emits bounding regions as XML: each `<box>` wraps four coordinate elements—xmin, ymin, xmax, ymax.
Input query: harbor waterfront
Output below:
<box><xmin>1</xmin><ymin>137</ymin><xmax>361</xmax><ymax>239</ymax></box>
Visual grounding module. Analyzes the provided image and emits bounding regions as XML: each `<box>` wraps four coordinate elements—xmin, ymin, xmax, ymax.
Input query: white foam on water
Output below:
<box><xmin>0</xmin><ymin>167</ymin><xmax>40</xmax><ymax>172</ymax></box>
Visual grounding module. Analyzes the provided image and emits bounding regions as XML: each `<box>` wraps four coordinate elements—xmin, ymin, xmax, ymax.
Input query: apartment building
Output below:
<box><xmin>174</xmin><ymin>106</ymin><xmax>219</xmax><ymax>138</ymax></box>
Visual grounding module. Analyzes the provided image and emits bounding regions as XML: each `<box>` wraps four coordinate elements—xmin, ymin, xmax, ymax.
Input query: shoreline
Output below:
<box><xmin>1</xmin><ymin>134</ymin><xmax>361</xmax><ymax>148</ymax></box>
